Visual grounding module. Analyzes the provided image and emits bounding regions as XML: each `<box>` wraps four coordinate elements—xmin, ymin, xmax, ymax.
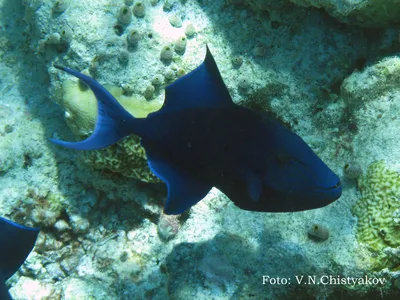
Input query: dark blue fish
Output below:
<box><xmin>0</xmin><ymin>217</ymin><xmax>39</xmax><ymax>300</ymax></box>
<box><xmin>52</xmin><ymin>46</ymin><xmax>341</xmax><ymax>214</ymax></box>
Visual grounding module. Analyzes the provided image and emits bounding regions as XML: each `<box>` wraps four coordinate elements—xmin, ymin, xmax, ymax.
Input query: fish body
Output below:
<box><xmin>0</xmin><ymin>217</ymin><xmax>39</xmax><ymax>300</ymax></box>
<box><xmin>52</xmin><ymin>46</ymin><xmax>341</xmax><ymax>214</ymax></box>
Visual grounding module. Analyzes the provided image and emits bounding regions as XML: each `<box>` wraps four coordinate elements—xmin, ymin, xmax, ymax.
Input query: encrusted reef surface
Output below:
<box><xmin>0</xmin><ymin>0</ymin><xmax>400</xmax><ymax>299</ymax></box>
<box><xmin>239</xmin><ymin>0</ymin><xmax>400</xmax><ymax>28</ymax></box>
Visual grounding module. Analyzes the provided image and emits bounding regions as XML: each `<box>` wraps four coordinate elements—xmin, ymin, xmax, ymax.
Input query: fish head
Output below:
<box><xmin>261</xmin><ymin>124</ymin><xmax>342</xmax><ymax>211</ymax></box>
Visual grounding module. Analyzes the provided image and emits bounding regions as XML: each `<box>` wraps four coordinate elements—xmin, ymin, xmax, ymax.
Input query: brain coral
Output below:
<box><xmin>83</xmin><ymin>135</ymin><xmax>159</xmax><ymax>182</ymax></box>
<box><xmin>59</xmin><ymin>79</ymin><xmax>162</xmax><ymax>182</ymax></box>
<box><xmin>352</xmin><ymin>160</ymin><xmax>400</xmax><ymax>270</ymax></box>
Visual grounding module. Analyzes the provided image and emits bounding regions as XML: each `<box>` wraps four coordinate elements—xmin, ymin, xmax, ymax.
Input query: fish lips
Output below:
<box><xmin>313</xmin><ymin>179</ymin><xmax>342</xmax><ymax>204</ymax></box>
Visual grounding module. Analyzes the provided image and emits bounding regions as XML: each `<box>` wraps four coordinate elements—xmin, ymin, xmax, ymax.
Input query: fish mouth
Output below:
<box><xmin>323</xmin><ymin>180</ymin><xmax>341</xmax><ymax>191</ymax></box>
<box><xmin>315</xmin><ymin>180</ymin><xmax>342</xmax><ymax>193</ymax></box>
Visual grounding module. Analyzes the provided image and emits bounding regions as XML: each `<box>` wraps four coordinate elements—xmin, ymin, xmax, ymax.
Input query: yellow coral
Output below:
<box><xmin>60</xmin><ymin>79</ymin><xmax>162</xmax><ymax>182</ymax></box>
<box><xmin>352</xmin><ymin>160</ymin><xmax>400</xmax><ymax>269</ymax></box>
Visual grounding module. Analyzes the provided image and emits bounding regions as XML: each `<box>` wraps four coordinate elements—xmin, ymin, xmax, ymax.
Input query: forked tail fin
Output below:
<box><xmin>51</xmin><ymin>65</ymin><xmax>137</xmax><ymax>150</ymax></box>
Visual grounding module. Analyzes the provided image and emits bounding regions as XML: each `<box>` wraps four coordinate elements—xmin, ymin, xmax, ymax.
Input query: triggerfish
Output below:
<box><xmin>0</xmin><ymin>217</ymin><xmax>39</xmax><ymax>300</ymax></box>
<box><xmin>52</xmin><ymin>46</ymin><xmax>341</xmax><ymax>214</ymax></box>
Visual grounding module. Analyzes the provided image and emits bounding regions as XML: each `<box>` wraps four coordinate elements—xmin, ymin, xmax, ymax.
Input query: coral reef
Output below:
<box><xmin>352</xmin><ymin>160</ymin><xmax>400</xmax><ymax>269</ymax></box>
<box><xmin>241</xmin><ymin>0</ymin><xmax>400</xmax><ymax>28</ymax></box>
<box><xmin>13</xmin><ymin>189</ymin><xmax>65</xmax><ymax>228</ymax></box>
<box><xmin>340</xmin><ymin>56</ymin><xmax>400</xmax><ymax>170</ymax></box>
<box><xmin>290</xmin><ymin>0</ymin><xmax>400</xmax><ymax>27</ymax></box>
<box><xmin>83</xmin><ymin>135</ymin><xmax>160</xmax><ymax>182</ymax></box>
<box><xmin>342</xmin><ymin>57</ymin><xmax>400</xmax><ymax>107</ymax></box>
<box><xmin>4</xmin><ymin>0</ymin><xmax>400</xmax><ymax>298</ymax></box>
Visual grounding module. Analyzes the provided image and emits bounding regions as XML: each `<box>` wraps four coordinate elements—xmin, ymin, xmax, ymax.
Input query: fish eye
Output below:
<box><xmin>275</xmin><ymin>152</ymin><xmax>308</xmax><ymax>168</ymax></box>
<box><xmin>275</xmin><ymin>152</ymin><xmax>292</xmax><ymax>165</ymax></box>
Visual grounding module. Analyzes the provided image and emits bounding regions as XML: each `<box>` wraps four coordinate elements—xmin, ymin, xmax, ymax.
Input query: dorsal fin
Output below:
<box><xmin>153</xmin><ymin>46</ymin><xmax>233</xmax><ymax>116</ymax></box>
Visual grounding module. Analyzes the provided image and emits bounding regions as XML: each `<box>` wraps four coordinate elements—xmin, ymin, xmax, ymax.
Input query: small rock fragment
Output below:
<box><xmin>165</xmin><ymin>69</ymin><xmax>175</xmax><ymax>81</ymax></box>
<box><xmin>133</xmin><ymin>2</ymin><xmax>146</xmax><ymax>17</ymax></box>
<box><xmin>118</xmin><ymin>6</ymin><xmax>132</xmax><ymax>25</ymax></box>
<box><xmin>144</xmin><ymin>85</ymin><xmax>155</xmax><ymax>100</ymax></box>
<box><xmin>46</xmin><ymin>32</ymin><xmax>61</xmax><ymax>44</ymax></box>
<box><xmin>160</xmin><ymin>45</ymin><xmax>174</xmax><ymax>60</ymax></box>
<box><xmin>53</xmin><ymin>0</ymin><xmax>68</xmax><ymax>13</ymax></box>
<box><xmin>253</xmin><ymin>42</ymin><xmax>266</xmax><ymax>56</ymax></box>
<box><xmin>232</xmin><ymin>56</ymin><xmax>243</xmax><ymax>68</ymax></box>
<box><xmin>344</xmin><ymin>161</ymin><xmax>362</xmax><ymax>179</ymax></box>
<box><xmin>152</xmin><ymin>74</ymin><xmax>164</xmax><ymax>86</ymax></box>
<box><xmin>307</xmin><ymin>224</ymin><xmax>329</xmax><ymax>242</ymax></box>
<box><xmin>46</xmin><ymin>262</ymin><xmax>66</xmax><ymax>280</ymax></box>
<box><xmin>169</xmin><ymin>14</ymin><xmax>182</xmax><ymax>28</ymax></box>
<box><xmin>238</xmin><ymin>76</ymin><xmax>250</xmax><ymax>89</ymax></box>
<box><xmin>121</xmin><ymin>83</ymin><xmax>134</xmax><ymax>95</ymax></box>
<box><xmin>175</xmin><ymin>36</ymin><xmax>187</xmax><ymax>53</ymax></box>
<box><xmin>54</xmin><ymin>219</ymin><xmax>71</xmax><ymax>232</ymax></box>
<box><xmin>127</xmin><ymin>29</ymin><xmax>140</xmax><ymax>46</ymax></box>
<box><xmin>70</xmin><ymin>215</ymin><xmax>90</xmax><ymax>234</ymax></box>
<box><xmin>177</xmin><ymin>68</ymin><xmax>185</xmax><ymax>77</ymax></box>
<box><xmin>158</xmin><ymin>213</ymin><xmax>180</xmax><ymax>240</ymax></box>
<box><xmin>118</xmin><ymin>50</ymin><xmax>130</xmax><ymax>65</ymax></box>
<box><xmin>185</xmin><ymin>23</ymin><xmax>196</xmax><ymax>38</ymax></box>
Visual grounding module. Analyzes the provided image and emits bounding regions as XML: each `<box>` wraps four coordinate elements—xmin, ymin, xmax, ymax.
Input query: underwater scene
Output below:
<box><xmin>0</xmin><ymin>0</ymin><xmax>400</xmax><ymax>299</ymax></box>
